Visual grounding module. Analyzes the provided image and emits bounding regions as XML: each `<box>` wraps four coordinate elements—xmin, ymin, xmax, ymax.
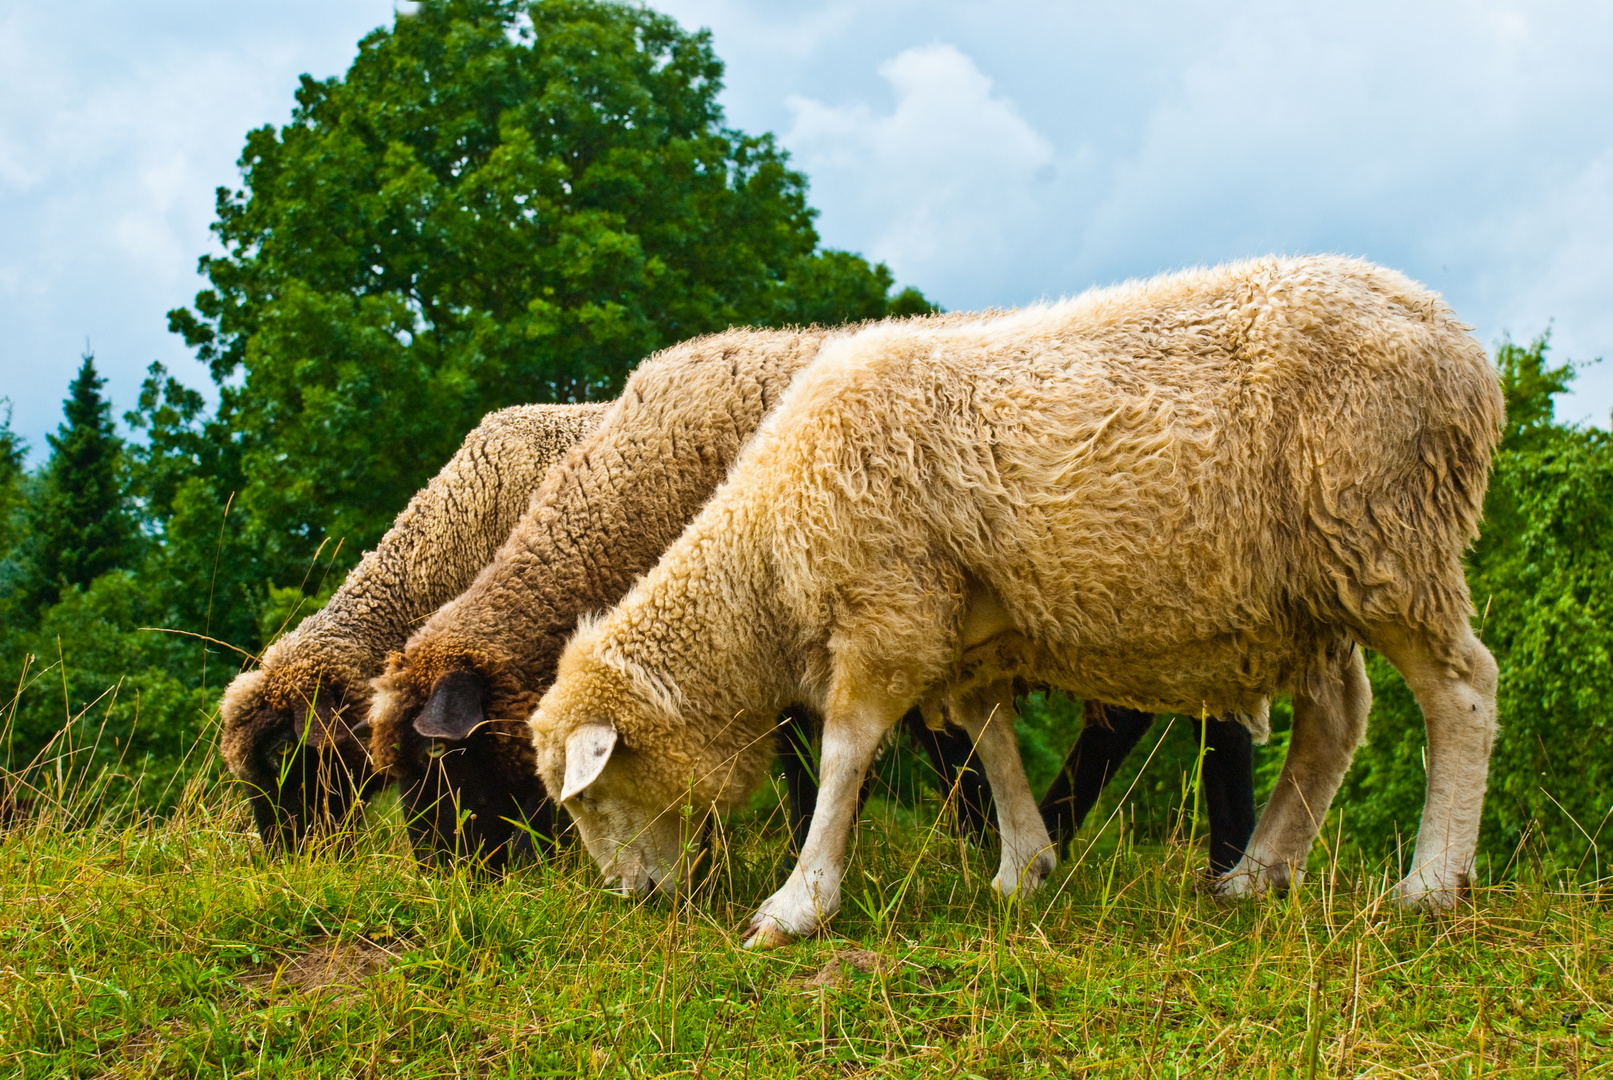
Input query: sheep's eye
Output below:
<box><xmin>277</xmin><ymin>740</ymin><xmax>298</xmax><ymax>758</ymax></box>
<box><xmin>427</xmin><ymin>741</ymin><xmax>447</xmax><ymax>759</ymax></box>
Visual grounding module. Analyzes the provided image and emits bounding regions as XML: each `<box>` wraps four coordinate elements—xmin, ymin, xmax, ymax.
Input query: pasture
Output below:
<box><xmin>2</xmin><ymin>758</ymin><xmax>1606</xmax><ymax>1078</ymax></box>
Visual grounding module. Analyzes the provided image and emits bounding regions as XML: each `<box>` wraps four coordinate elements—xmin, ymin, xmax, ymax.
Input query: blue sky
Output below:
<box><xmin>4</xmin><ymin>0</ymin><xmax>1610</xmax><ymax>462</ymax></box>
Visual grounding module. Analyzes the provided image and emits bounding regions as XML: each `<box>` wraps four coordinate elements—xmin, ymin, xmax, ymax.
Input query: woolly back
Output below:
<box><xmin>246</xmin><ymin>404</ymin><xmax>605</xmax><ymax>694</ymax></box>
<box><xmin>728</xmin><ymin>256</ymin><xmax>1502</xmax><ymax>693</ymax></box>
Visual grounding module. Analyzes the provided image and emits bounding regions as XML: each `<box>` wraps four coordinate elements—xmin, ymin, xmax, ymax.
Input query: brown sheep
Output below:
<box><xmin>219</xmin><ymin>403</ymin><xmax>606</xmax><ymax>851</ymax></box>
<box><xmin>531</xmin><ymin>255</ymin><xmax>1503</xmax><ymax>946</ymax></box>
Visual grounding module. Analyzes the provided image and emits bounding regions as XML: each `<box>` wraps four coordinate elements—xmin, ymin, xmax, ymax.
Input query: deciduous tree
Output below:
<box><xmin>167</xmin><ymin>0</ymin><xmax>927</xmax><ymax>602</ymax></box>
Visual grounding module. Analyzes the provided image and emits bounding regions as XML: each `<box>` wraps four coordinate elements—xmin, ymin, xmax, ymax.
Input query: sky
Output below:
<box><xmin>3</xmin><ymin>0</ymin><xmax>1610</xmax><ymax>462</ymax></box>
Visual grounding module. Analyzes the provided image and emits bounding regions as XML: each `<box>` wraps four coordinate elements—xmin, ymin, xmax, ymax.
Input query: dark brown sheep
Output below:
<box><xmin>218</xmin><ymin>403</ymin><xmax>606</xmax><ymax>851</ymax></box>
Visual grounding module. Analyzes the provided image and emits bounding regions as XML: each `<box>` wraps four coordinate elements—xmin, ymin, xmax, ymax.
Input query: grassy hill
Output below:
<box><xmin>2</xmin><ymin>774</ymin><xmax>1606</xmax><ymax>1078</ymax></box>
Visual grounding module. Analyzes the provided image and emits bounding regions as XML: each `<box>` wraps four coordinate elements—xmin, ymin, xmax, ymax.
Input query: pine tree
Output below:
<box><xmin>0</xmin><ymin>400</ymin><xmax>25</xmax><ymax>562</ymax></box>
<box><xmin>13</xmin><ymin>353</ymin><xmax>138</xmax><ymax>614</ymax></box>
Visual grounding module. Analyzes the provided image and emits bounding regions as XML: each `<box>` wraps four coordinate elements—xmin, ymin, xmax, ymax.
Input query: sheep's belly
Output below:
<box><xmin>956</xmin><ymin>632</ymin><xmax>1306</xmax><ymax>732</ymax></box>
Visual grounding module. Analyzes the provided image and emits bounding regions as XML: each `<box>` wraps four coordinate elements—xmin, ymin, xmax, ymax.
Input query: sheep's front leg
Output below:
<box><xmin>951</xmin><ymin>682</ymin><xmax>1056</xmax><ymax>897</ymax></box>
<box><xmin>1218</xmin><ymin>645</ymin><xmax>1369</xmax><ymax>898</ymax></box>
<box><xmin>745</xmin><ymin>701</ymin><xmax>895</xmax><ymax>949</ymax></box>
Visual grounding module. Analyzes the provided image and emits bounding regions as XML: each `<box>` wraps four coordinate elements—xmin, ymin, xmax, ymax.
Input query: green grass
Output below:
<box><xmin>2</xmin><ymin>771</ymin><xmax>1609</xmax><ymax>1080</ymax></box>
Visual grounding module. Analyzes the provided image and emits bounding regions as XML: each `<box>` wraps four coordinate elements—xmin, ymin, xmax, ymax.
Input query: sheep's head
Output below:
<box><xmin>370</xmin><ymin>660</ymin><xmax>556</xmax><ymax>874</ymax></box>
<box><xmin>532</xmin><ymin>643</ymin><xmax>723</xmax><ymax>899</ymax></box>
<box><xmin>218</xmin><ymin>664</ymin><xmax>377</xmax><ymax>853</ymax></box>
<box><xmin>372</xmin><ymin>664</ymin><xmax>561</xmax><ymax>876</ymax></box>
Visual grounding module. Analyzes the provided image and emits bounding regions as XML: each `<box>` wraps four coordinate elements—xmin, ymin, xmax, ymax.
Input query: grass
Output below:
<box><xmin>2</xmin><ymin>763</ymin><xmax>1610</xmax><ymax>1080</ymax></box>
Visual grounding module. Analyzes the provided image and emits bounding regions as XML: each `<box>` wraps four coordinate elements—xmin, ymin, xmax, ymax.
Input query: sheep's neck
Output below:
<box><xmin>625</xmin><ymin>502</ymin><xmax>798</xmax><ymax>729</ymax></box>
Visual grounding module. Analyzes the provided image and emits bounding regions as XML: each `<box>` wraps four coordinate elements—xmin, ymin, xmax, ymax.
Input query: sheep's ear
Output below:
<box><xmin>415</xmin><ymin>671</ymin><xmax>487</xmax><ymax>741</ymax></box>
<box><xmin>560</xmin><ymin>722</ymin><xmax>618</xmax><ymax>803</ymax></box>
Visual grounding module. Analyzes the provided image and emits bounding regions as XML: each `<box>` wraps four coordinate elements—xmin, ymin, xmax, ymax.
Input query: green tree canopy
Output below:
<box><xmin>165</xmin><ymin>0</ymin><xmax>925</xmax><ymax>600</ymax></box>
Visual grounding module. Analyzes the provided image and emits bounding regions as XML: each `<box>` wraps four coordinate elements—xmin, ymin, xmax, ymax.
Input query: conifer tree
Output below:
<box><xmin>0</xmin><ymin>400</ymin><xmax>25</xmax><ymax>562</ymax></box>
<box><xmin>13</xmin><ymin>353</ymin><xmax>138</xmax><ymax>614</ymax></box>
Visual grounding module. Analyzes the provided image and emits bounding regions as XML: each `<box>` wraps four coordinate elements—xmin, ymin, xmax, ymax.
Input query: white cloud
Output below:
<box><xmin>5</xmin><ymin>0</ymin><xmax>1611</xmax><ymax>447</ymax></box>
<box><xmin>755</xmin><ymin>1</ymin><xmax>1613</xmax><ymax>424</ymax></box>
<box><xmin>1480</xmin><ymin>146</ymin><xmax>1613</xmax><ymax>425</ymax></box>
<box><xmin>0</xmin><ymin>1</ymin><xmax>395</xmax><ymax>460</ymax></box>
<box><xmin>1066</xmin><ymin>1</ymin><xmax>1613</xmax><ymax>421</ymax></box>
<box><xmin>784</xmin><ymin>43</ymin><xmax>1056</xmax><ymax>297</ymax></box>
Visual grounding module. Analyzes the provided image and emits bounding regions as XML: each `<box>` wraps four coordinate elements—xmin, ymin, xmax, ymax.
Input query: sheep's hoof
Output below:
<box><xmin>1393</xmin><ymin>868</ymin><xmax>1470</xmax><ymax>911</ymax></box>
<box><xmin>742</xmin><ymin>919</ymin><xmax>796</xmax><ymax>950</ymax></box>
<box><xmin>1212</xmin><ymin>858</ymin><xmax>1293</xmax><ymax>900</ymax></box>
<box><xmin>992</xmin><ymin>850</ymin><xmax>1055</xmax><ymax>898</ymax></box>
<box><xmin>1211</xmin><ymin>869</ymin><xmax>1259</xmax><ymax>899</ymax></box>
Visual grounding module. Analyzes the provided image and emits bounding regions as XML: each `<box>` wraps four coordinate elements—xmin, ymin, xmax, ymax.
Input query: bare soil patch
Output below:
<box><xmin>240</xmin><ymin>936</ymin><xmax>405</xmax><ymax>998</ymax></box>
<box><xmin>793</xmin><ymin>949</ymin><xmax>890</xmax><ymax>988</ymax></box>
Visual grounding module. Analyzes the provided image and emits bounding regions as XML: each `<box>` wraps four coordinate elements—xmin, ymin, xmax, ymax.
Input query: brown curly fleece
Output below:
<box><xmin>218</xmin><ymin>403</ymin><xmax>606</xmax><ymax>844</ymax></box>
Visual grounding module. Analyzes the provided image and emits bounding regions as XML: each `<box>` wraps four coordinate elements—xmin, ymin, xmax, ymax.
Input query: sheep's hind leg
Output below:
<box><xmin>1217</xmin><ymin>645</ymin><xmax>1369</xmax><ymax>898</ymax></box>
<box><xmin>904</xmin><ymin>708</ymin><xmax>995</xmax><ymax>840</ymax></box>
<box><xmin>1201</xmin><ymin>714</ymin><xmax>1257</xmax><ymax>875</ymax></box>
<box><xmin>1038</xmin><ymin>702</ymin><xmax>1155</xmax><ymax>853</ymax></box>
<box><xmin>952</xmin><ymin>682</ymin><xmax>1057</xmax><ymax>898</ymax></box>
<box><xmin>745</xmin><ymin>697</ymin><xmax>898</xmax><ymax>949</ymax></box>
<box><xmin>1371</xmin><ymin>624</ymin><xmax>1497</xmax><ymax>910</ymax></box>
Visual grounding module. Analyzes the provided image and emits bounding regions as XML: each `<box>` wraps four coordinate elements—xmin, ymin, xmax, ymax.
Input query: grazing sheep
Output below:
<box><xmin>219</xmin><ymin>403</ymin><xmax>606</xmax><ymax>851</ymax></box>
<box><xmin>532</xmin><ymin>255</ymin><xmax>1503</xmax><ymax>947</ymax></box>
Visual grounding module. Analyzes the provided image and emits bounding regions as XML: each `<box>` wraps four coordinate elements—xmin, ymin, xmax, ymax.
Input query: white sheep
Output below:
<box><xmin>531</xmin><ymin>256</ymin><xmax>1503</xmax><ymax>946</ymax></box>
